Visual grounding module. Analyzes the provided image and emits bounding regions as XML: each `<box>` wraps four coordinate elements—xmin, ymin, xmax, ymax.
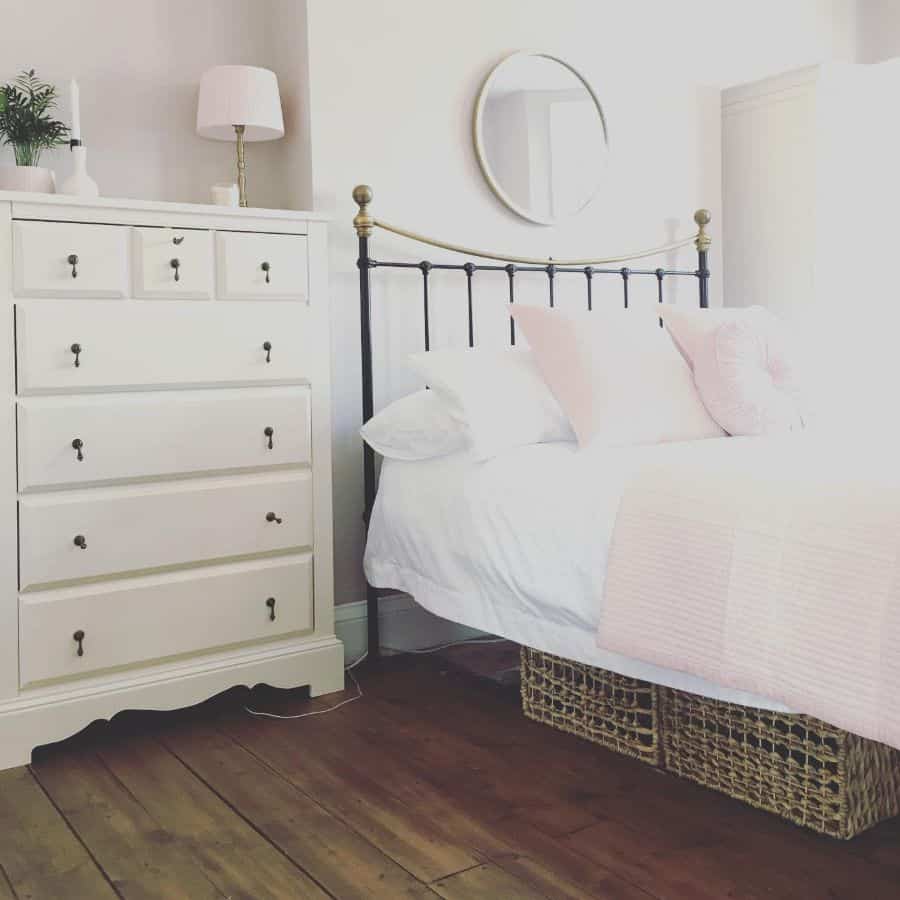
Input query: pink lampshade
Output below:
<box><xmin>196</xmin><ymin>65</ymin><xmax>284</xmax><ymax>141</ymax></box>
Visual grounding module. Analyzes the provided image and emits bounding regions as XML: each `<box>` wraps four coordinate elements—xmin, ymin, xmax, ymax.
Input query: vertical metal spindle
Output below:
<box><xmin>464</xmin><ymin>262</ymin><xmax>475</xmax><ymax>347</ymax></box>
<box><xmin>584</xmin><ymin>266</ymin><xmax>593</xmax><ymax>311</ymax></box>
<box><xmin>656</xmin><ymin>268</ymin><xmax>665</xmax><ymax>327</ymax></box>
<box><xmin>419</xmin><ymin>261</ymin><xmax>432</xmax><ymax>351</ymax></box>
<box><xmin>547</xmin><ymin>262</ymin><xmax>556</xmax><ymax>308</ymax></box>
<box><xmin>620</xmin><ymin>267</ymin><xmax>630</xmax><ymax>309</ymax></box>
<box><xmin>506</xmin><ymin>263</ymin><xmax>516</xmax><ymax>345</ymax></box>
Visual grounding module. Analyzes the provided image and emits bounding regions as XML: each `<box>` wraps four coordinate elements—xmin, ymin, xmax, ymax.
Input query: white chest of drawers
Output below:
<box><xmin>0</xmin><ymin>194</ymin><xmax>343</xmax><ymax>770</ymax></box>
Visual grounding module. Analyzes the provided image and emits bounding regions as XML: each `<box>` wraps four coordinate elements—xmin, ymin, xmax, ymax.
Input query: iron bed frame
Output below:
<box><xmin>353</xmin><ymin>184</ymin><xmax>712</xmax><ymax>658</ymax></box>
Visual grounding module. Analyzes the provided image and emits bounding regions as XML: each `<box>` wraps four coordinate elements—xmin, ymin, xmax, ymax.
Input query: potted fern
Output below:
<box><xmin>0</xmin><ymin>70</ymin><xmax>69</xmax><ymax>193</ymax></box>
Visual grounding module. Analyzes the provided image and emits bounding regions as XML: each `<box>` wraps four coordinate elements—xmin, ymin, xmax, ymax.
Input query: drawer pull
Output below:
<box><xmin>172</xmin><ymin>235</ymin><xmax>185</xmax><ymax>245</ymax></box>
<box><xmin>263</xmin><ymin>340</ymin><xmax>272</xmax><ymax>363</ymax></box>
<box><xmin>71</xmin><ymin>438</ymin><xmax>85</xmax><ymax>461</ymax></box>
<box><xmin>264</xmin><ymin>425</ymin><xmax>274</xmax><ymax>450</ymax></box>
<box><xmin>261</xmin><ymin>261</ymin><xmax>271</xmax><ymax>284</ymax></box>
<box><xmin>170</xmin><ymin>258</ymin><xmax>181</xmax><ymax>282</ymax></box>
<box><xmin>265</xmin><ymin>511</ymin><xmax>283</xmax><ymax>524</ymax></box>
<box><xmin>266</xmin><ymin>597</ymin><xmax>277</xmax><ymax>621</ymax></box>
<box><xmin>73</xmin><ymin>629</ymin><xmax>85</xmax><ymax>657</ymax></box>
<box><xmin>73</xmin><ymin>534</ymin><xmax>87</xmax><ymax>550</ymax></box>
<box><xmin>70</xmin><ymin>342</ymin><xmax>82</xmax><ymax>367</ymax></box>
<box><xmin>67</xmin><ymin>253</ymin><xmax>78</xmax><ymax>278</ymax></box>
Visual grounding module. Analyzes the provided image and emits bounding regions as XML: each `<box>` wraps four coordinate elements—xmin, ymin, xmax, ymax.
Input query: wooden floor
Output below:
<box><xmin>2</xmin><ymin>651</ymin><xmax>900</xmax><ymax>899</ymax></box>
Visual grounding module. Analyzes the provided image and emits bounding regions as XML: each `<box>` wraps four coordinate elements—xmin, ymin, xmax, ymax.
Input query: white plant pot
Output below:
<box><xmin>0</xmin><ymin>165</ymin><xmax>56</xmax><ymax>194</ymax></box>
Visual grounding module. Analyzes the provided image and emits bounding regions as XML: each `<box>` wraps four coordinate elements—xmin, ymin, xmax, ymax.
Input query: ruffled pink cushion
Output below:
<box><xmin>660</xmin><ymin>305</ymin><xmax>805</xmax><ymax>435</ymax></box>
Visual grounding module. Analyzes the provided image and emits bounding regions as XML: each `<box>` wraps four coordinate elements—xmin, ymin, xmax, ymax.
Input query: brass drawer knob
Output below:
<box><xmin>73</xmin><ymin>629</ymin><xmax>85</xmax><ymax>657</ymax></box>
<box><xmin>73</xmin><ymin>534</ymin><xmax>87</xmax><ymax>550</ymax></box>
<box><xmin>70</xmin><ymin>343</ymin><xmax>82</xmax><ymax>367</ymax></box>
<box><xmin>71</xmin><ymin>438</ymin><xmax>84</xmax><ymax>461</ymax></box>
<box><xmin>67</xmin><ymin>253</ymin><xmax>78</xmax><ymax>278</ymax></box>
<box><xmin>265</xmin><ymin>511</ymin><xmax>283</xmax><ymax>525</ymax></box>
<box><xmin>266</xmin><ymin>597</ymin><xmax>276</xmax><ymax>622</ymax></box>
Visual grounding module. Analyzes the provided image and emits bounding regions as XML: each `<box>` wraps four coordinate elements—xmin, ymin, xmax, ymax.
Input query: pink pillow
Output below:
<box><xmin>660</xmin><ymin>305</ymin><xmax>805</xmax><ymax>435</ymax></box>
<box><xmin>509</xmin><ymin>305</ymin><xmax>724</xmax><ymax>448</ymax></box>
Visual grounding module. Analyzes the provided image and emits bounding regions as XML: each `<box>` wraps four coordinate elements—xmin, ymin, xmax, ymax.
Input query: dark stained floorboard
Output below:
<box><xmin>0</xmin><ymin>651</ymin><xmax>895</xmax><ymax>899</ymax></box>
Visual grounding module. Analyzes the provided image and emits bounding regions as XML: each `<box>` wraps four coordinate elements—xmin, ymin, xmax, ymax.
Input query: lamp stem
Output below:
<box><xmin>234</xmin><ymin>124</ymin><xmax>247</xmax><ymax>207</ymax></box>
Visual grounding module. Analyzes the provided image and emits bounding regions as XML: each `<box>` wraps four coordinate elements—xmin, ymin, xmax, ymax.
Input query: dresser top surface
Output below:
<box><xmin>0</xmin><ymin>190</ymin><xmax>329</xmax><ymax>225</ymax></box>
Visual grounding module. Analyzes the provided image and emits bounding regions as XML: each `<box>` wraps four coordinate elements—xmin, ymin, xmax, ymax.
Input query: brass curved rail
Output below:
<box><xmin>352</xmin><ymin>185</ymin><xmax>711</xmax><ymax>266</ymax></box>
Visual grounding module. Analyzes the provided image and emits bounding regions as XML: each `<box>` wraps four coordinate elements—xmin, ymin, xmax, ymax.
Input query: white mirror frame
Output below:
<box><xmin>473</xmin><ymin>51</ymin><xmax>609</xmax><ymax>226</ymax></box>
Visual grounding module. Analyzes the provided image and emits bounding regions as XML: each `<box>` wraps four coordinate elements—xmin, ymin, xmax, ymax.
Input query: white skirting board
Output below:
<box><xmin>335</xmin><ymin>593</ymin><xmax>485</xmax><ymax>664</ymax></box>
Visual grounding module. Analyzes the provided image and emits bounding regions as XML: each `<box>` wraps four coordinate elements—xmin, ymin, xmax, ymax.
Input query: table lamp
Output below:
<box><xmin>196</xmin><ymin>65</ymin><xmax>284</xmax><ymax>208</ymax></box>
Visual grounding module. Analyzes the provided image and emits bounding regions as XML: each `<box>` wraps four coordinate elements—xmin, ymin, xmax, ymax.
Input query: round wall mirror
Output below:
<box><xmin>473</xmin><ymin>52</ymin><xmax>609</xmax><ymax>226</ymax></box>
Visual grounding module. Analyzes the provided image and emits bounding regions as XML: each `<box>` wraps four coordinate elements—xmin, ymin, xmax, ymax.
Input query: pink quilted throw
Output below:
<box><xmin>660</xmin><ymin>305</ymin><xmax>806</xmax><ymax>436</ymax></box>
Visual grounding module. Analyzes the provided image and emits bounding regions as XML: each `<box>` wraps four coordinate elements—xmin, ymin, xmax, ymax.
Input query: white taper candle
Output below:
<box><xmin>69</xmin><ymin>78</ymin><xmax>81</xmax><ymax>143</ymax></box>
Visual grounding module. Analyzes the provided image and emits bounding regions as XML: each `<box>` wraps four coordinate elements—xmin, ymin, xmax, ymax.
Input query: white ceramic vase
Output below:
<box><xmin>59</xmin><ymin>147</ymin><xmax>99</xmax><ymax>197</ymax></box>
<box><xmin>0</xmin><ymin>165</ymin><xmax>56</xmax><ymax>194</ymax></box>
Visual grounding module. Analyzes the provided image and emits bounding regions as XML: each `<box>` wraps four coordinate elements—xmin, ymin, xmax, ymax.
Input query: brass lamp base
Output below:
<box><xmin>234</xmin><ymin>124</ymin><xmax>247</xmax><ymax>208</ymax></box>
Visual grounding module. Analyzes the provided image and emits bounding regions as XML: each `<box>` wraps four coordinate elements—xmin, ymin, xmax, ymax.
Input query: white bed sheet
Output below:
<box><xmin>364</xmin><ymin>441</ymin><xmax>788</xmax><ymax>711</ymax></box>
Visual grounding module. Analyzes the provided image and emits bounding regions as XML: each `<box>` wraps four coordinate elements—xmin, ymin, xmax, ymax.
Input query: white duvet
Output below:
<box><xmin>364</xmin><ymin>440</ymin><xmax>786</xmax><ymax>709</ymax></box>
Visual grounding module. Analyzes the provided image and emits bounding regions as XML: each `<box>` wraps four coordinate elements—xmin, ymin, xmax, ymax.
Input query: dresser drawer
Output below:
<box><xmin>16</xmin><ymin>301</ymin><xmax>309</xmax><ymax>394</ymax></box>
<box><xmin>216</xmin><ymin>232</ymin><xmax>308</xmax><ymax>300</ymax></box>
<box><xmin>17</xmin><ymin>387</ymin><xmax>310</xmax><ymax>491</ymax></box>
<box><xmin>19</xmin><ymin>555</ymin><xmax>314</xmax><ymax>686</ymax></box>
<box><xmin>19</xmin><ymin>472</ymin><xmax>312</xmax><ymax>589</ymax></box>
<box><xmin>13</xmin><ymin>221</ymin><xmax>129</xmax><ymax>299</ymax></box>
<box><xmin>133</xmin><ymin>227</ymin><xmax>213</xmax><ymax>299</ymax></box>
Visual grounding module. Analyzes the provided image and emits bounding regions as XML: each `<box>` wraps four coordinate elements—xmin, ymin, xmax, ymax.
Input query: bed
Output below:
<box><xmin>351</xmin><ymin>184</ymin><xmax>900</xmax><ymax>838</ymax></box>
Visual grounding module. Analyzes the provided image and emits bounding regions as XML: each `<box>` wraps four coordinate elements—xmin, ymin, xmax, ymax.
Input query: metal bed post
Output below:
<box><xmin>694</xmin><ymin>208</ymin><xmax>711</xmax><ymax>309</ymax></box>
<box><xmin>354</xmin><ymin>185</ymin><xmax>381</xmax><ymax>660</ymax></box>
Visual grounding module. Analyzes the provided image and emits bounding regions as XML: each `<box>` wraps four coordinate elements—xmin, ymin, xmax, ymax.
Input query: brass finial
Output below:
<box><xmin>694</xmin><ymin>208</ymin><xmax>711</xmax><ymax>253</ymax></box>
<box><xmin>353</xmin><ymin>185</ymin><xmax>374</xmax><ymax>238</ymax></box>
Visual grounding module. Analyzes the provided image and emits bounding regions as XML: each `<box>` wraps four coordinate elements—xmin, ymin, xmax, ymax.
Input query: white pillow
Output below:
<box><xmin>509</xmin><ymin>305</ymin><xmax>724</xmax><ymax>448</ymax></box>
<box><xmin>408</xmin><ymin>347</ymin><xmax>575</xmax><ymax>460</ymax></box>
<box><xmin>360</xmin><ymin>390</ymin><xmax>467</xmax><ymax>460</ymax></box>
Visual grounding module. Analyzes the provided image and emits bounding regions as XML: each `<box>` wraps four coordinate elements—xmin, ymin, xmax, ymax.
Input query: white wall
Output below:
<box><xmin>0</xmin><ymin>0</ymin><xmax>307</xmax><ymax>208</ymax></box>
<box><xmin>303</xmin><ymin>0</ymin><xmax>861</xmax><ymax>607</ymax></box>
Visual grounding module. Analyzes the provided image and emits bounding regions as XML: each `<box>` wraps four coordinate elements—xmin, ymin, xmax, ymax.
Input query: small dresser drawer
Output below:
<box><xmin>19</xmin><ymin>555</ymin><xmax>314</xmax><ymax>686</ymax></box>
<box><xmin>19</xmin><ymin>472</ymin><xmax>312</xmax><ymax>589</ymax></box>
<box><xmin>133</xmin><ymin>228</ymin><xmax>213</xmax><ymax>299</ymax></box>
<box><xmin>16</xmin><ymin>301</ymin><xmax>309</xmax><ymax>394</ymax></box>
<box><xmin>13</xmin><ymin>221</ymin><xmax>129</xmax><ymax>298</ymax></box>
<box><xmin>17</xmin><ymin>387</ymin><xmax>310</xmax><ymax>491</ymax></box>
<box><xmin>216</xmin><ymin>232</ymin><xmax>308</xmax><ymax>300</ymax></box>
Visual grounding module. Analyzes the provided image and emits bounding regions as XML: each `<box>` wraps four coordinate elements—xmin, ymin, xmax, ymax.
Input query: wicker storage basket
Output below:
<box><xmin>520</xmin><ymin>646</ymin><xmax>900</xmax><ymax>838</ymax></box>
<box><xmin>660</xmin><ymin>687</ymin><xmax>900</xmax><ymax>840</ymax></box>
<box><xmin>520</xmin><ymin>646</ymin><xmax>661</xmax><ymax>765</ymax></box>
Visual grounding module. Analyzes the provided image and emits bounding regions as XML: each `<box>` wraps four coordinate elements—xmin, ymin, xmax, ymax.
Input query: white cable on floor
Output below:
<box><xmin>243</xmin><ymin>635</ymin><xmax>510</xmax><ymax>720</ymax></box>
<box><xmin>243</xmin><ymin>650</ymin><xmax>368</xmax><ymax>720</ymax></box>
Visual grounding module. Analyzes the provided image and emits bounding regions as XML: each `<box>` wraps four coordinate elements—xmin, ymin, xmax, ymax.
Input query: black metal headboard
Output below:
<box><xmin>352</xmin><ymin>185</ymin><xmax>712</xmax><ymax>657</ymax></box>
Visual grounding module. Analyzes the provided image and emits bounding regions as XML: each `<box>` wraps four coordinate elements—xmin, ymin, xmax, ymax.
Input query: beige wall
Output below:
<box><xmin>0</xmin><ymin>0</ymin><xmax>308</xmax><ymax>208</ymax></box>
<box><xmin>857</xmin><ymin>0</ymin><xmax>900</xmax><ymax>62</ymax></box>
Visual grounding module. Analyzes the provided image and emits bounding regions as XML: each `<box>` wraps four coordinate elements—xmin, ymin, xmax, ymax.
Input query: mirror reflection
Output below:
<box><xmin>475</xmin><ymin>53</ymin><xmax>609</xmax><ymax>225</ymax></box>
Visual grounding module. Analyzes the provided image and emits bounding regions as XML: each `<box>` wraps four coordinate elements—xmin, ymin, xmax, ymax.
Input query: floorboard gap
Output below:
<box><xmin>29</xmin><ymin>765</ymin><xmax>126</xmax><ymax>900</ymax></box>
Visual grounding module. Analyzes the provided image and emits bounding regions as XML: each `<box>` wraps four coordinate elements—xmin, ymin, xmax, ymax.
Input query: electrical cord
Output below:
<box><xmin>243</xmin><ymin>635</ymin><xmax>508</xmax><ymax>721</ymax></box>
<box><xmin>244</xmin><ymin>650</ymin><xmax>368</xmax><ymax>720</ymax></box>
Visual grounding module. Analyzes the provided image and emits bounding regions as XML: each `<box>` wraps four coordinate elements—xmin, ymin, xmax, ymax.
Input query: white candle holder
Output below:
<box><xmin>60</xmin><ymin>143</ymin><xmax>99</xmax><ymax>197</ymax></box>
